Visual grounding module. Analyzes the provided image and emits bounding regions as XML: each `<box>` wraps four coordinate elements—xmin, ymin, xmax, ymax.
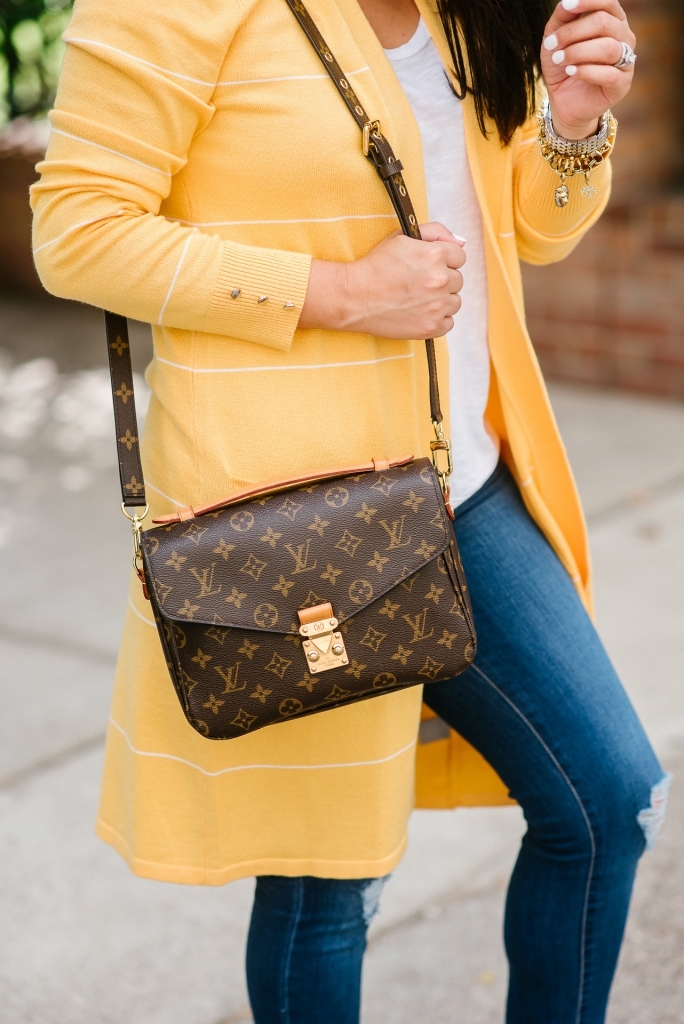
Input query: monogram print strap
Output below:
<box><xmin>105</xmin><ymin>311</ymin><xmax>146</xmax><ymax>508</ymax></box>
<box><xmin>284</xmin><ymin>0</ymin><xmax>443</xmax><ymax>426</ymax></box>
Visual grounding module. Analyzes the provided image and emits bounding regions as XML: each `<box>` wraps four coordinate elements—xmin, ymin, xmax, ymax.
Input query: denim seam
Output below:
<box><xmin>279</xmin><ymin>877</ymin><xmax>304</xmax><ymax>1024</ymax></box>
<box><xmin>471</xmin><ymin>663</ymin><xmax>596</xmax><ymax>1024</ymax></box>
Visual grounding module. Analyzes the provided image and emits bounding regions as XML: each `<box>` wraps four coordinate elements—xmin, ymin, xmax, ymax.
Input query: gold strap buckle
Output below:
<box><xmin>363</xmin><ymin>119</ymin><xmax>381</xmax><ymax>157</ymax></box>
<box><xmin>429</xmin><ymin>420</ymin><xmax>453</xmax><ymax>500</ymax></box>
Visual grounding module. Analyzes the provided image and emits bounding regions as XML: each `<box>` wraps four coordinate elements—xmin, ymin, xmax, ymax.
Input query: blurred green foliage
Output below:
<box><xmin>0</xmin><ymin>0</ymin><xmax>73</xmax><ymax>123</ymax></box>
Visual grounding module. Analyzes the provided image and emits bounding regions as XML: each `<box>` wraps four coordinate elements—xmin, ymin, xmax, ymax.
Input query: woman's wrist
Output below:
<box><xmin>547</xmin><ymin>105</ymin><xmax>600</xmax><ymax>141</ymax></box>
<box><xmin>537</xmin><ymin>97</ymin><xmax>616</xmax><ymax>207</ymax></box>
<box><xmin>298</xmin><ymin>259</ymin><xmax>353</xmax><ymax>331</ymax></box>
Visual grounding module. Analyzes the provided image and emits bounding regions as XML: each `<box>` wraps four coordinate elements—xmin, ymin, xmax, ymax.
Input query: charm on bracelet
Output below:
<box><xmin>579</xmin><ymin>175</ymin><xmax>599</xmax><ymax>200</ymax></box>
<box><xmin>555</xmin><ymin>176</ymin><xmax>569</xmax><ymax>208</ymax></box>
<box><xmin>537</xmin><ymin>97</ymin><xmax>617</xmax><ymax>208</ymax></box>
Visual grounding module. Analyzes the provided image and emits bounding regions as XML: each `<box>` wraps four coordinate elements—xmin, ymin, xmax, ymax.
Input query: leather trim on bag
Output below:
<box><xmin>152</xmin><ymin>455</ymin><xmax>414</xmax><ymax>523</ymax></box>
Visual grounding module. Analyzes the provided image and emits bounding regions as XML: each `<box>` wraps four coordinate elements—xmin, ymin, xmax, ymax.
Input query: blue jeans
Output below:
<box><xmin>246</xmin><ymin>462</ymin><xmax>668</xmax><ymax>1024</ymax></box>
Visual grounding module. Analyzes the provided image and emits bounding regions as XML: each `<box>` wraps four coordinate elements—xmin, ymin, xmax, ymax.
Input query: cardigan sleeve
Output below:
<box><xmin>512</xmin><ymin>105</ymin><xmax>612</xmax><ymax>267</ymax></box>
<box><xmin>31</xmin><ymin>0</ymin><xmax>312</xmax><ymax>354</ymax></box>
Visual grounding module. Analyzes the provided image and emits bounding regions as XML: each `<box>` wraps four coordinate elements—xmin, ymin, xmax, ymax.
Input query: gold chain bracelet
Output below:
<box><xmin>537</xmin><ymin>96</ymin><xmax>618</xmax><ymax>208</ymax></box>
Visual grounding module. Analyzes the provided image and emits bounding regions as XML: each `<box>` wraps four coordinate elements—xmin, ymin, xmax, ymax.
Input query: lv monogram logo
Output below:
<box><xmin>285</xmin><ymin>538</ymin><xmax>318</xmax><ymax>574</ymax></box>
<box><xmin>214</xmin><ymin>661</ymin><xmax>246</xmax><ymax>693</ymax></box>
<box><xmin>190</xmin><ymin>563</ymin><xmax>221</xmax><ymax>598</ymax></box>
<box><xmin>402</xmin><ymin>607</ymin><xmax>434</xmax><ymax>643</ymax></box>
<box><xmin>379</xmin><ymin>515</ymin><xmax>411</xmax><ymax>550</ymax></box>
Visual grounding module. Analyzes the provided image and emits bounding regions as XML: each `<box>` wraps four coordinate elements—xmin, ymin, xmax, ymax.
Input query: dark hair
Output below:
<box><xmin>436</xmin><ymin>0</ymin><xmax>555</xmax><ymax>145</ymax></box>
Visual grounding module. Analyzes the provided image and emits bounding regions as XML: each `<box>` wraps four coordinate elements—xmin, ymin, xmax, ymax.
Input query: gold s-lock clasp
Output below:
<box><xmin>297</xmin><ymin>602</ymin><xmax>348</xmax><ymax>673</ymax></box>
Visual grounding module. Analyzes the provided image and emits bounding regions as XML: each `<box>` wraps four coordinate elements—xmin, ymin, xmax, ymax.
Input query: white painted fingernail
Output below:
<box><xmin>565</xmin><ymin>64</ymin><xmax>577</xmax><ymax>75</ymax></box>
<box><xmin>454</xmin><ymin>235</ymin><xmax>467</xmax><ymax>243</ymax></box>
<box><xmin>552</xmin><ymin>50</ymin><xmax>565</xmax><ymax>65</ymax></box>
<box><xmin>562</xmin><ymin>0</ymin><xmax>580</xmax><ymax>9</ymax></box>
<box><xmin>544</xmin><ymin>33</ymin><xmax>559</xmax><ymax>51</ymax></box>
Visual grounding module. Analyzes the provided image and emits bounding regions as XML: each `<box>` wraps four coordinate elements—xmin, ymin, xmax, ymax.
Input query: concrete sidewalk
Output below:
<box><xmin>0</xmin><ymin>293</ymin><xmax>683</xmax><ymax>1023</ymax></box>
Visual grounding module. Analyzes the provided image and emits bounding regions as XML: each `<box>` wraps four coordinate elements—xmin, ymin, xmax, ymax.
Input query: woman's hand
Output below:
<box><xmin>541</xmin><ymin>0</ymin><xmax>636</xmax><ymax>140</ymax></box>
<box><xmin>298</xmin><ymin>223</ymin><xmax>466</xmax><ymax>339</ymax></box>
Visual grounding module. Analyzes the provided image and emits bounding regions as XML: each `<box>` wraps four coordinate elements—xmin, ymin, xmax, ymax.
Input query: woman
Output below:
<box><xmin>32</xmin><ymin>0</ymin><xmax>667</xmax><ymax>1020</ymax></box>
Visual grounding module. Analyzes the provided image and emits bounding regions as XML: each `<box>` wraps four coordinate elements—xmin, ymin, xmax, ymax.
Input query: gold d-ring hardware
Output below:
<box><xmin>429</xmin><ymin>420</ymin><xmax>453</xmax><ymax>501</ymax></box>
<box><xmin>121</xmin><ymin>502</ymin><xmax>149</xmax><ymax>571</ymax></box>
<box><xmin>362</xmin><ymin>120</ymin><xmax>381</xmax><ymax>157</ymax></box>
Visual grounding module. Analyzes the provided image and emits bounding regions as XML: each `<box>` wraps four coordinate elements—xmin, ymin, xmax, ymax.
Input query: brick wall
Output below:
<box><xmin>524</xmin><ymin>0</ymin><xmax>684</xmax><ymax>398</ymax></box>
<box><xmin>523</xmin><ymin>198</ymin><xmax>684</xmax><ymax>397</ymax></box>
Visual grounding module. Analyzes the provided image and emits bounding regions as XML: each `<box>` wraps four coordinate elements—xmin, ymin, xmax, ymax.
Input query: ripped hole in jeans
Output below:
<box><xmin>637</xmin><ymin>772</ymin><xmax>672</xmax><ymax>851</ymax></box>
<box><xmin>360</xmin><ymin>874</ymin><xmax>390</xmax><ymax>926</ymax></box>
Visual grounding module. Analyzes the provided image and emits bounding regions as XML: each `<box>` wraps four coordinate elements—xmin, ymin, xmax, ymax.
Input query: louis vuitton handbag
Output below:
<box><xmin>104</xmin><ymin>0</ymin><xmax>476</xmax><ymax>740</ymax></box>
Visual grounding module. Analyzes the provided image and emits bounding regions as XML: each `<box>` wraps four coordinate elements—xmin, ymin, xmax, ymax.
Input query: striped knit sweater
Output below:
<box><xmin>31</xmin><ymin>0</ymin><xmax>610</xmax><ymax>884</ymax></box>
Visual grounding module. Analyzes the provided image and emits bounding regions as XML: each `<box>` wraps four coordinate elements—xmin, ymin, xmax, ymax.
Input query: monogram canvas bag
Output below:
<box><xmin>104</xmin><ymin>0</ymin><xmax>476</xmax><ymax>740</ymax></box>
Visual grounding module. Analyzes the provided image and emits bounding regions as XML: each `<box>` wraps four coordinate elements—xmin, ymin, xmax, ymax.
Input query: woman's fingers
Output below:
<box><xmin>544</xmin><ymin>11</ymin><xmax>633</xmax><ymax>53</ymax></box>
<box><xmin>437</xmin><ymin>240</ymin><xmax>467</xmax><ymax>272</ymax></box>
<box><xmin>562</xmin><ymin>62</ymin><xmax>628</xmax><ymax>91</ymax></box>
<box><xmin>447</xmin><ymin>269</ymin><xmax>464</xmax><ymax>296</ymax></box>
<box><xmin>419</xmin><ymin>221</ymin><xmax>467</xmax><ymax>247</ymax></box>
<box><xmin>545</xmin><ymin>0</ymin><xmax>629</xmax><ymax>36</ymax></box>
<box><xmin>419</xmin><ymin>222</ymin><xmax>457</xmax><ymax>243</ymax></box>
<box><xmin>549</xmin><ymin>36</ymin><xmax>625</xmax><ymax>71</ymax></box>
<box><xmin>541</xmin><ymin>0</ymin><xmax>635</xmax><ymax>138</ymax></box>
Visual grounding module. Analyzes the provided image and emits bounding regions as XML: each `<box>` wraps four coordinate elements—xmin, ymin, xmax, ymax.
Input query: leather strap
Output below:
<box><xmin>105</xmin><ymin>311</ymin><xmax>146</xmax><ymax>507</ymax></box>
<box><xmin>285</xmin><ymin>0</ymin><xmax>443</xmax><ymax>426</ymax></box>
<box><xmin>105</xmin><ymin>0</ymin><xmax>444</xmax><ymax>510</ymax></box>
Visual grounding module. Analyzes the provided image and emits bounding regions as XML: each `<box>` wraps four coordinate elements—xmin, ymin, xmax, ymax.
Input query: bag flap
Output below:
<box><xmin>142</xmin><ymin>457</ymin><xmax>452</xmax><ymax>633</ymax></box>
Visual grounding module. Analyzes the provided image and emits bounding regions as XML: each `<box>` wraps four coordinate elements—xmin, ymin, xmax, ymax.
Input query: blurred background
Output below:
<box><xmin>0</xmin><ymin>1</ymin><xmax>683</xmax><ymax>1021</ymax></box>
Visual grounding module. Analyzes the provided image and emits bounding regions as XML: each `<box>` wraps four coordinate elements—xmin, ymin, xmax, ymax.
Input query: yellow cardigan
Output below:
<box><xmin>32</xmin><ymin>0</ymin><xmax>610</xmax><ymax>885</ymax></box>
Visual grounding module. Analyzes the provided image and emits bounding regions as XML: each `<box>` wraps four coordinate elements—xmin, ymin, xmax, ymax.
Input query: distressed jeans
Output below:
<box><xmin>245</xmin><ymin>461</ymin><xmax>669</xmax><ymax>1024</ymax></box>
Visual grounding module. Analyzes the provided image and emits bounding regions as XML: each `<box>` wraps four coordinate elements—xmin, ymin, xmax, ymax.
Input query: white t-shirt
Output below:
<box><xmin>384</xmin><ymin>19</ymin><xmax>499</xmax><ymax>507</ymax></box>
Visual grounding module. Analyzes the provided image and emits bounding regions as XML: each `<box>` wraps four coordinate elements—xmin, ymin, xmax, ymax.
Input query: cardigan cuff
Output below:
<box><xmin>516</xmin><ymin>148</ymin><xmax>611</xmax><ymax>241</ymax></box>
<box><xmin>204</xmin><ymin>241</ymin><xmax>312</xmax><ymax>353</ymax></box>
